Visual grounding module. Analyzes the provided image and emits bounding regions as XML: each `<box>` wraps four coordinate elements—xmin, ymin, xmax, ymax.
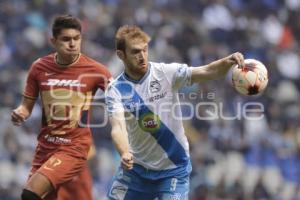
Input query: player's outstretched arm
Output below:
<box><xmin>191</xmin><ymin>52</ymin><xmax>244</xmax><ymax>84</ymax></box>
<box><xmin>11</xmin><ymin>96</ymin><xmax>36</xmax><ymax>126</ymax></box>
<box><xmin>109</xmin><ymin>112</ymin><xmax>133</xmax><ymax>170</ymax></box>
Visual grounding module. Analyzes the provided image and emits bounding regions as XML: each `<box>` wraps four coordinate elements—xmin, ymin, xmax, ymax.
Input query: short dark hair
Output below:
<box><xmin>52</xmin><ymin>14</ymin><xmax>81</xmax><ymax>38</ymax></box>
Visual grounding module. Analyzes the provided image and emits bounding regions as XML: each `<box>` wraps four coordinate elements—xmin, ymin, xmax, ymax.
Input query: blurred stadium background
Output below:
<box><xmin>1</xmin><ymin>0</ymin><xmax>300</xmax><ymax>199</ymax></box>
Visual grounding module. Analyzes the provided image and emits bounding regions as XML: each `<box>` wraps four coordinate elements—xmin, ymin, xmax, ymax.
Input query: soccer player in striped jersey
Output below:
<box><xmin>106</xmin><ymin>25</ymin><xmax>244</xmax><ymax>200</ymax></box>
<box><xmin>11</xmin><ymin>15</ymin><xmax>111</xmax><ymax>200</ymax></box>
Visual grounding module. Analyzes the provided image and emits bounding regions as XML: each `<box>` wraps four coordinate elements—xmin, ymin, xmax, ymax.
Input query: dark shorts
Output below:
<box><xmin>107</xmin><ymin>166</ymin><xmax>189</xmax><ymax>200</ymax></box>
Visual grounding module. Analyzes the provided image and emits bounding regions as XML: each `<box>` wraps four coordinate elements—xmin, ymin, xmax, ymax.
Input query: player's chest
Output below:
<box><xmin>122</xmin><ymin>78</ymin><xmax>173</xmax><ymax>112</ymax></box>
<box><xmin>38</xmin><ymin>69</ymin><xmax>97</xmax><ymax>93</ymax></box>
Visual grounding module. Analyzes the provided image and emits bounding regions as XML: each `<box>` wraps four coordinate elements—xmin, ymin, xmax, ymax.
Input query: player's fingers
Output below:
<box><xmin>121</xmin><ymin>153</ymin><xmax>133</xmax><ymax>170</ymax></box>
<box><xmin>122</xmin><ymin>157</ymin><xmax>133</xmax><ymax>165</ymax></box>
<box><xmin>11</xmin><ymin>111</ymin><xmax>24</xmax><ymax>122</ymax></box>
<box><xmin>127</xmin><ymin>159</ymin><xmax>134</xmax><ymax>165</ymax></box>
<box><xmin>128</xmin><ymin>165</ymin><xmax>133</xmax><ymax>170</ymax></box>
<box><xmin>12</xmin><ymin>121</ymin><xmax>22</xmax><ymax>126</ymax></box>
<box><xmin>11</xmin><ymin>118</ymin><xmax>22</xmax><ymax>126</ymax></box>
<box><xmin>123</xmin><ymin>153</ymin><xmax>133</xmax><ymax>161</ymax></box>
<box><xmin>121</xmin><ymin>161</ymin><xmax>133</xmax><ymax>170</ymax></box>
<box><xmin>231</xmin><ymin>52</ymin><xmax>244</xmax><ymax>68</ymax></box>
<box><xmin>123</xmin><ymin>157</ymin><xmax>131</xmax><ymax>161</ymax></box>
<box><xmin>239</xmin><ymin>53</ymin><xmax>245</xmax><ymax>67</ymax></box>
<box><xmin>126</xmin><ymin>162</ymin><xmax>133</xmax><ymax>170</ymax></box>
<box><xmin>228</xmin><ymin>54</ymin><xmax>237</xmax><ymax>66</ymax></box>
<box><xmin>236</xmin><ymin>52</ymin><xmax>244</xmax><ymax>68</ymax></box>
<box><xmin>11</xmin><ymin>111</ymin><xmax>25</xmax><ymax>126</ymax></box>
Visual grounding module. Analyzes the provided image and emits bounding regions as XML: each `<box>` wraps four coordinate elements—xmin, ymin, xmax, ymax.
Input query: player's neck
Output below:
<box><xmin>124</xmin><ymin>69</ymin><xmax>145</xmax><ymax>81</ymax></box>
<box><xmin>55</xmin><ymin>53</ymin><xmax>80</xmax><ymax>67</ymax></box>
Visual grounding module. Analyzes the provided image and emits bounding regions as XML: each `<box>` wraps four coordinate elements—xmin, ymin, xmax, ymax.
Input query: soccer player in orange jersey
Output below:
<box><xmin>11</xmin><ymin>15</ymin><xmax>112</xmax><ymax>200</ymax></box>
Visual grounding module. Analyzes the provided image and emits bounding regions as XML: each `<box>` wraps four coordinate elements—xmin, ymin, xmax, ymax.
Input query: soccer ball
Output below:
<box><xmin>232</xmin><ymin>59</ymin><xmax>268</xmax><ymax>96</ymax></box>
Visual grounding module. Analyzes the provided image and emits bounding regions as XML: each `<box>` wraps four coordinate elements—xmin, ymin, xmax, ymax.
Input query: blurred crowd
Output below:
<box><xmin>0</xmin><ymin>0</ymin><xmax>300</xmax><ymax>199</ymax></box>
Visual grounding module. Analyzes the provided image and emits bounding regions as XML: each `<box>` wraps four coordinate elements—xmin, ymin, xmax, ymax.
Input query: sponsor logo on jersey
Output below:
<box><xmin>148</xmin><ymin>91</ymin><xmax>167</xmax><ymax>102</ymax></box>
<box><xmin>45</xmin><ymin>72</ymin><xmax>56</xmax><ymax>76</ymax></box>
<box><xmin>150</xmin><ymin>80</ymin><xmax>161</xmax><ymax>93</ymax></box>
<box><xmin>42</xmin><ymin>79</ymin><xmax>86</xmax><ymax>87</ymax></box>
<box><xmin>138</xmin><ymin>112</ymin><xmax>161</xmax><ymax>133</ymax></box>
<box><xmin>44</xmin><ymin>134</ymin><xmax>72</xmax><ymax>144</ymax></box>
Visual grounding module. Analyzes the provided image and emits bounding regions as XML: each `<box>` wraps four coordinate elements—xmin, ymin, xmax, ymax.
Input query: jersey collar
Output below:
<box><xmin>123</xmin><ymin>63</ymin><xmax>151</xmax><ymax>84</ymax></box>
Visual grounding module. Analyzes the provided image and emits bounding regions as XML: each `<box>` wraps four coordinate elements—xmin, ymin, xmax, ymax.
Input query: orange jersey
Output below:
<box><xmin>24</xmin><ymin>53</ymin><xmax>111</xmax><ymax>158</ymax></box>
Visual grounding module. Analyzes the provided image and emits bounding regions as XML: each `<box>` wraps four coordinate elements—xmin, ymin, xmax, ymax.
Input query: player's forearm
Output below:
<box><xmin>109</xmin><ymin>114</ymin><xmax>131</xmax><ymax>156</ymax></box>
<box><xmin>20</xmin><ymin>96</ymin><xmax>36</xmax><ymax>117</ymax></box>
<box><xmin>191</xmin><ymin>57</ymin><xmax>232</xmax><ymax>83</ymax></box>
<box><xmin>111</xmin><ymin>130</ymin><xmax>130</xmax><ymax>156</ymax></box>
<box><xmin>206</xmin><ymin>57</ymin><xmax>233</xmax><ymax>78</ymax></box>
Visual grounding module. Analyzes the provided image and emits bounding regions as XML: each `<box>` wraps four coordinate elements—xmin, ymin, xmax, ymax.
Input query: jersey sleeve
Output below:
<box><xmin>96</xmin><ymin>65</ymin><xmax>113</xmax><ymax>91</ymax></box>
<box><xmin>105</xmin><ymin>83</ymin><xmax>124</xmax><ymax>116</ymax></box>
<box><xmin>23</xmin><ymin>63</ymin><xmax>39</xmax><ymax>99</ymax></box>
<box><xmin>161</xmin><ymin>63</ymin><xmax>192</xmax><ymax>90</ymax></box>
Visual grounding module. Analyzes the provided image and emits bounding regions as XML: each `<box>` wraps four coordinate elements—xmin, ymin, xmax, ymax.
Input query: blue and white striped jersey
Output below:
<box><xmin>105</xmin><ymin>62</ymin><xmax>192</xmax><ymax>179</ymax></box>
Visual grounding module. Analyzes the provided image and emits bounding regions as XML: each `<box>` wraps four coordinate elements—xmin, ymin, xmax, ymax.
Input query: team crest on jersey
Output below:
<box><xmin>150</xmin><ymin>80</ymin><xmax>161</xmax><ymax>93</ymax></box>
<box><xmin>123</xmin><ymin>99</ymin><xmax>141</xmax><ymax>112</ymax></box>
<box><xmin>42</xmin><ymin>79</ymin><xmax>86</xmax><ymax>87</ymax></box>
<box><xmin>138</xmin><ymin>112</ymin><xmax>161</xmax><ymax>133</ymax></box>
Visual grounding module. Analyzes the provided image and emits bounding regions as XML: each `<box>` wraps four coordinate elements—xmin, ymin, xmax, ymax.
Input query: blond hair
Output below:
<box><xmin>115</xmin><ymin>25</ymin><xmax>151</xmax><ymax>52</ymax></box>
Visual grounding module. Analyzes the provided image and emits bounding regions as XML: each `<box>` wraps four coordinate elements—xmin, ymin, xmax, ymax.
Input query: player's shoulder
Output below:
<box><xmin>32</xmin><ymin>54</ymin><xmax>53</xmax><ymax>65</ymax></box>
<box><xmin>107</xmin><ymin>73</ymin><xmax>124</xmax><ymax>87</ymax></box>
<box><xmin>149</xmin><ymin>61</ymin><xmax>187</xmax><ymax>72</ymax></box>
<box><xmin>149</xmin><ymin>61</ymin><xmax>165</xmax><ymax>69</ymax></box>
<box><xmin>106</xmin><ymin>73</ymin><xmax>132</xmax><ymax>92</ymax></box>
<box><xmin>105</xmin><ymin>76</ymin><xmax>123</xmax><ymax>98</ymax></box>
<box><xmin>29</xmin><ymin>54</ymin><xmax>54</xmax><ymax>73</ymax></box>
<box><xmin>81</xmin><ymin>54</ymin><xmax>111</xmax><ymax>75</ymax></box>
<box><xmin>80</xmin><ymin>54</ymin><xmax>106</xmax><ymax>68</ymax></box>
<box><xmin>149</xmin><ymin>61</ymin><xmax>180</xmax><ymax>76</ymax></box>
<box><xmin>149</xmin><ymin>61</ymin><xmax>183</xmax><ymax>67</ymax></box>
<box><xmin>154</xmin><ymin>62</ymin><xmax>191</xmax><ymax>73</ymax></box>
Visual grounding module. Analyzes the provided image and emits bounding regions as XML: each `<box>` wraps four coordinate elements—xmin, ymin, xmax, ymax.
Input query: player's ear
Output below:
<box><xmin>50</xmin><ymin>37</ymin><xmax>56</xmax><ymax>47</ymax></box>
<box><xmin>116</xmin><ymin>50</ymin><xmax>125</xmax><ymax>60</ymax></box>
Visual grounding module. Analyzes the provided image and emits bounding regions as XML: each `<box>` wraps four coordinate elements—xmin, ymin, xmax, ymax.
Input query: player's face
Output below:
<box><xmin>52</xmin><ymin>28</ymin><xmax>81</xmax><ymax>58</ymax></box>
<box><xmin>122</xmin><ymin>40</ymin><xmax>149</xmax><ymax>80</ymax></box>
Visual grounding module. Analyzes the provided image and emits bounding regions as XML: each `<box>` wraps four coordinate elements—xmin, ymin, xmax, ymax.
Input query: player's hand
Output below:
<box><xmin>11</xmin><ymin>106</ymin><xmax>29</xmax><ymax>126</ymax></box>
<box><xmin>121</xmin><ymin>152</ymin><xmax>134</xmax><ymax>170</ymax></box>
<box><xmin>227</xmin><ymin>52</ymin><xmax>244</xmax><ymax>68</ymax></box>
